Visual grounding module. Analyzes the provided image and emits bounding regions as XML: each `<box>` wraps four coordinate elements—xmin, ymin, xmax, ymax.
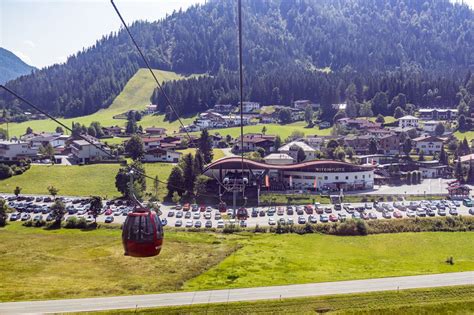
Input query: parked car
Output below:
<box><xmin>175</xmin><ymin>219</ymin><xmax>183</xmax><ymax>227</ymax></box>
<box><xmin>297</xmin><ymin>216</ymin><xmax>306</xmax><ymax>224</ymax></box>
<box><xmin>338</xmin><ymin>213</ymin><xmax>347</xmax><ymax>221</ymax></box>
<box><xmin>185</xmin><ymin>220</ymin><xmax>193</xmax><ymax>228</ymax></box>
<box><xmin>176</xmin><ymin>211</ymin><xmax>183</xmax><ymax>218</ymax></box>
<box><xmin>304</xmin><ymin>205</ymin><xmax>313</xmax><ymax>214</ymax></box>
<box><xmin>193</xmin><ymin>212</ymin><xmax>200</xmax><ymax>219</ymax></box>
<box><xmin>259</xmin><ymin>210</ymin><xmax>266</xmax><ymax>217</ymax></box>
<box><xmin>204</xmin><ymin>212</ymin><xmax>212</xmax><ymax>219</ymax></box>
<box><xmin>21</xmin><ymin>213</ymin><xmax>31</xmax><ymax>221</ymax></box>
<box><xmin>286</xmin><ymin>206</ymin><xmax>294</xmax><ymax>215</ymax></box>
<box><xmin>194</xmin><ymin>221</ymin><xmax>202</xmax><ymax>228</ymax></box>
<box><xmin>364</xmin><ymin>203</ymin><xmax>372</xmax><ymax>210</ymax></box>
<box><xmin>368</xmin><ymin>212</ymin><xmax>378</xmax><ymax>220</ymax></box>
<box><xmin>205</xmin><ymin>220</ymin><xmax>213</xmax><ymax>228</ymax></box>
<box><xmin>319</xmin><ymin>214</ymin><xmax>329</xmax><ymax>223</ymax></box>
<box><xmin>167</xmin><ymin>211</ymin><xmax>175</xmax><ymax>217</ymax></box>
<box><xmin>161</xmin><ymin>218</ymin><xmax>168</xmax><ymax>226</ymax></box>
<box><xmin>240</xmin><ymin>220</ymin><xmax>247</xmax><ymax>228</ymax></box>
<box><xmin>393</xmin><ymin>211</ymin><xmax>403</xmax><ymax>218</ymax></box>
<box><xmin>268</xmin><ymin>217</ymin><xmax>276</xmax><ymax>225</ymax></box>
<box><xmin>406</xmin><ymin>210</ymin><xmax>416</xmax><ymax>217</ymax></box>
<box><xmin>215</xmin><ymin>212</ymin><xmax>222</xmax><ymax>220</ymax></box>
<box><xmin>308</xmin><ymin>215</ymin><xmax>317</xmax><ymax>224</ymax></box>
<box><xmin>9</xmin><ymin>213</ymin><xmax>20</xmax><ymax>221</ymax></box>
<box><xmin>185</xmin><ymin>211</ymin><xmax>192</xmax><ymax>219</ymax></box>
<box><xmin>469</xmin><ymin>208</ymin><xmax>474</xmax><ymax>215</ymax></box>
<box><xmin>361</xmin><ymin>212</ymin><xmax>370</xmax><ymax>220</ymax></box>
<box><xmin>352</xmin><ymin>212</ymin><xmax>361</xmax><ymax>219</ymax></box>
<box><xmin>287</xmin><ymin>217</ymin><xmax>294</xmax><ymax>225</ymax></box>
<box><xmin>438</xmin><ymin>209</ymin><xmax>447</xmax><ymax>216</ymax></box>
<box><xmin>104</xmin><ymin>216</ymin><xmax>114</xmax><ymax>223</ymax></box>
<box><xmin>382</xmin><ymin>211</ymin><xmax>392</xmax><ymax>219</ymax></box>
<box><xmin>217</xmin><ymin>220</ymin><xmax>225</xmax><ymax>228</ymax></box>
<box><xmin>427</xmin><ymin>209</ymin><xmax>436</xmax><ymax>217</ymax></box>
<box><xmin>449</xmin><ymin>208</ymin><xmax>459</xmax><ymax>216</ymax></box>
<box><xmin>329</xmin><ymin>214</ymin><xmax>338</xmax><ymax>222</ymax></box>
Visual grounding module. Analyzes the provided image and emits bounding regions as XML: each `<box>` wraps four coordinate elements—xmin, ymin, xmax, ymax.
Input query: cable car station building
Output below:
<box><xmin>203</xmin><ymin>157</ymin><xmax>374</xmax><ymax>195</ymax></box>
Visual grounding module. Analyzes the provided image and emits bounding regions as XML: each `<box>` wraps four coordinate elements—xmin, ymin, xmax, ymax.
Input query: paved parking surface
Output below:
<box><xmin>5</xmin><ymin>194</ymin><xmax>474</xmax><ymax>229</ymax></box>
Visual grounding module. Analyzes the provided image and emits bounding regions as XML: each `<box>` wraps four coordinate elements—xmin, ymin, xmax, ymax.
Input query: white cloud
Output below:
<box><xmin>23</xmin><ymin>40</ymin><xmax>36</xmax><ymax>48</ymax></box>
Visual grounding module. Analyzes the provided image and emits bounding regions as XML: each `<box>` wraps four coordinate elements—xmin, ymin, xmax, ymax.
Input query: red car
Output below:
<box><xmin>200</xmin><ymin>205</ymin><xmax>206</xmax><ymax>212</ymax></box>
<box><xmin>183</xmin><ymin>203</ymin><xmax>190</xmax><ymax>211</ymax></box>
<box><xmin>104</xmin><ymin>209</ymin><xmax>113</xmax><ymax>215</ymax></box>
<box><xmin>329</xmin><ymin>214</ymin><xmax>338</xmax><ymax>222</ymax></box>
<box><xmin>393</xmin><ymin>211</ymin><xmax>403</xmax><ymax>218</ymax></box>
<box><xmin>304</xmin><ymin>205</ymin><xmax>314</xmax><ymax>214</ymax></box>
<box><xmin>361</xmin><ymin>212</ymin><xmax>370</xmax><ymax>220</ymax></box>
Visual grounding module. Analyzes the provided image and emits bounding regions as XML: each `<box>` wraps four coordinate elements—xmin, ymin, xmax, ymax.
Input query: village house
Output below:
<box><xmin>418</xmin><ymin>108</ymin><xmax>457</xmax><ymax>120</ymax></box>
<box><xmin>144</xmin><ymin>104</ymin><xmax>158</xmax><ymax>115</ymax></box>
<box><xmin>102</xmin><ymin>126</ymin><xmax>124</xmax><ymax>137</ymax></box>
<box><xmin>343</xmin><ymin>135</ymin><xmax>372</xmax><ymax>154</ymax></box>
<box><xmin>303</xmin><ymin>136</ymin><xmax>325</xmax><ymax>151</ymax></box>
<box><xmin>263</xmin><ymin>153</ymin><xmax>294</xmax><ymax>165</ymax></box>
<box><xmin>23</xmin><ymin>132</ymin><xmax>69</xmax><ymax>151</ymax></box>
<box><xmin>278</xmin><ymin>141</ymin><xmax>318</xmax><ymax>161</ymax></box>
<box><xmin>260</xmin><ymin>112</ymin><xmax>278</xmax><ymax>124</ymax></box>
<box><xmin>422</xmin><ymin>121</ymin><xmax>439</xmax><ymax>133</ymax></box>
<box><xmin>141</xmin><ymin>137</ymin><xmax>162</xmax><ymax>150</ymax></box>
<box><xmin>144</xmin><ymin>127</ymin><xmax>167</xmax><ymax>136</ymax></box>
<box><xmin>293</xmin><ymin>100</ymin><xmax>319</xmax><ymax>110</ymax></box>
<box><xmin>412</xmin><ymin>135</ymin><xmax>445</xmax><ymax>155</ymax></box>
<box><xmin>378</xmin><ymin>134</ymin><xmax>400</xmax><ymax>155</ymax></box>
<box><xmin>337</xmin><ymin>118</ymin><xmax>381</xmax><ymax>130</ymax></box>
<box><xmin>142</xmin><ymin>148</ymin><xmax>181</xmax><ymax>163</ymax></box>
<box><xmin>213</xmin><ymin>104</ymin><xmax>234</xmax><ymax>114</ymax></box>
<box><xmin>234</xmin><ymin>133</ymin><xmax>276</xmax><ymax>153</ymax></box>
<box><xmin>398</xmin><ymin>115</ymin><xmax>419</xmax><ymax>128</ymax></box>
<box><xmin>70</xmin><ymin>137</ymin><xmax>111</xmax><ymax>164</ymax></box>
<box><xmin>239</xmin><ymin>101</ymin><xmax>260</xmax><ymax>113</ymax></box>
<box><xmin>0</xmin><ymin>140</ymin><xmax>37</xmax><ymax>161</ymax></box>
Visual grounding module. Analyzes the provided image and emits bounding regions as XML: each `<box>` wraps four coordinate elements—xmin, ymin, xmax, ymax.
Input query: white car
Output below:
<box><xmin>268</xmin><ymin>217</ymin><xmax>276</xmax><ymax>225</ymax></box>
<box><xmin>406</xmin><ymin>210</ymin><xmax>416</xmax><ymax>217</ymax></box>
<box><xmin>193</xmin><ymin>212</ymin><xmax>200</xmax><ymax>219</ymax></box>
<box><xmin>216</xmin><ymin>220</ymin><xmax>225</xmax><ymax>228</ymax></box>
<box><xmin>185</xmin><ymin>220</ymin><xmax>193</xmax><ymax>228</ymax></box>
<box><xmin>86</xmin><ymin>215</ymin><xmax>94</xmax><ymax>223</ymax></box>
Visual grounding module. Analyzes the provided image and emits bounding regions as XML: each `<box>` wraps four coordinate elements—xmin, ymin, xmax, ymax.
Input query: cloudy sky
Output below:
<box><xmin>1</xmin><ymin>0</ymin><xmax>472</xmax><ymax>69</ymax></box>
<box><xmin>0</xmin><ymin>0</ymin><xmax>206</xmax><ymax>68</ymax></box>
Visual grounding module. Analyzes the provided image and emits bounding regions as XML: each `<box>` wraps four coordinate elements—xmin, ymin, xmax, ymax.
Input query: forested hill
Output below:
<box><xmin>1</xmin><ymin>0</ymin><xmax>473</xmax><ymax>119</ymax></box>
<box><xmin>0</xmin><ymin>48</ymin><xmax>36</xmax><ymax>84</ymax></box>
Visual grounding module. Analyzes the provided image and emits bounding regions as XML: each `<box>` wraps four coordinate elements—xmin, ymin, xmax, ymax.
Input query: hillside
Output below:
<box><xmin>2</xmin><ymin>68</ymin><xmax>195</xmax><ymax>137</ymax></box>
<box><xmin>0</xmin><ymin>0</ymin><xmax>472</xmax><ymax>120</ymax></box>
<box><xmin>0</xmin><ymin>48</ymin><xmax>36</xmax><ymax>84</ymax></box>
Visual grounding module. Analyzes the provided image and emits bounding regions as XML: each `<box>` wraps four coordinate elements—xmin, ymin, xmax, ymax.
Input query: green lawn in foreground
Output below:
<box><xmin>1</xmin><ymin>68</ymin><xmax>196</xmax><ymax>137</ymax></box>
<box><xmin>0</xmin><ymin>163</ymin><xmax>174</xmax><ymax>199</ymax></box>
<box><xmin>194</xmin><ymin>121</ymin><xmax>332</xmax><ymax>140</ymax></box>
<box><xmin>184</xmin><ymin>232</ymin><xmax>474</xmax><ymax>291</ymax></box>
<box><xmin>0</xmin><ymin>224</ymin><xmax>472</xmax><ymax>302</ymax></box>
<box><xmin>76</xmin><ymin>285</ymin><xmax>474</xmax><ymax>315</ymax></box>
<box><xmin>0</xmin><ymin>223</ymin><xmax>235</xmax><ymax>302</ymax></box>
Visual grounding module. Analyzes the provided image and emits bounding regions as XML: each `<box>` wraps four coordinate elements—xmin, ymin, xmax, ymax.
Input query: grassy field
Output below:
<box><xmin>184</xmin><ymin>232</ymin><xmax>474</xmax><ymax>291</ymax></box>
<box><xmin>195</xmin><ymin>121</ymin><xmax>332</xmax><ymax>140</ymax></box>
<box><xmin>0</xmin><ymin>224</ymin><xmax>472</xmax><ymax>302</ymax></box>
<box><xmin>454</xmin><ymin>130</ymin><xmax>474</xmax><ymax>142</ymax></box>
<box><xmin>76</xmin><ymin>286</ymin><xmax>474</xmax><ymax>314</ymax></box>
<box><xmin>0</xmin><ymin>163</ymin><xmax>174</xmax><ymax>199</ymax></box>
<box><xmin>0</xmin><ymin>223</ymin><xmax>235</xmax><ymax>302</ymax></box>
<box><xmin>1</xmin><ymin>69</ymin><xmax>195</xmax><ymax>137</ymax></box>
<box><xmin>177</xmin><ymin>148</ymin><xmax>225</xmax><ymax>161</ymax></box>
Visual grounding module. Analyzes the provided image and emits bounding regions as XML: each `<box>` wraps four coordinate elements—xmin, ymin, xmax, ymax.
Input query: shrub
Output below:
<box><xmin>223</xmin><ymin>224</ymin><xmax>241</xmax><ymax>234</ymax></box>
<box><xmin>34</xmin><ymin>220</ymin><xmax>46</xmax><ymax>227</ymax></box>
<box><xmin>22</xmin><ymin>220</ymin><xmax>33</xmax><ymax>227</ymax></box>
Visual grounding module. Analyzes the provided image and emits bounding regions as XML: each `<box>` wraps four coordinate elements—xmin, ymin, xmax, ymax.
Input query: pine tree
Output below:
<box><xmin>198</xmin><ymin>129</ymin><xmax>213</xmax><ymax>164</ymax></box>
<box><xmin>182</xmin><ymin>153</ymin><xmax>196</xmax><ymax>194</ymax></box>
<box><xmin>455</xmin><ymin>157</ymin><xmax>464</xmax><ymax>183</ymax></box>
<box><xmin>439</xmin><ymin>146</ymin><xmax>448</xmax><ymax>165</ymax></box>
<box><xmin>167</xmin><ymin>166</ymin><xmax>184</xmax><ymax>197</ymax></box>
<box><xmin>369</xmin><ymin>138</ymin><xmax>378</xmax><ymax>154</ymax></box>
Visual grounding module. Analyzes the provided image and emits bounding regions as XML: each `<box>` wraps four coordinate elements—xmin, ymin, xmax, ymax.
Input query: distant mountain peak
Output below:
<box><xmin>0</xmin><ymin>47</ymin><xmax>37</xmax><ymax>84</ymax></box>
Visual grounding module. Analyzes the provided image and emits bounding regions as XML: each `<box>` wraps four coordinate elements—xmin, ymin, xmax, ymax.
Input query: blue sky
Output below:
<box><xmin>0</xmin><ymin>0</ymin><xmax>205</xmax><ymax>69</ymax></box>
<box><xmin>1</xmin><ymin>0</ymin><xmax>472</xmax><ymax>69</ymax></box>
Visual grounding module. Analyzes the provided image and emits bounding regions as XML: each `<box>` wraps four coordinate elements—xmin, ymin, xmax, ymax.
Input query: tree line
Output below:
<box><xmin>1</xmin><ymin>0</ymin><xmax>472</xmax><ymax>120</ymax></box>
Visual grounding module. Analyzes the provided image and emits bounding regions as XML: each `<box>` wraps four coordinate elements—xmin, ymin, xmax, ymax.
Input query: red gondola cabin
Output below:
<box><xmin>122</xmin><ymin>209</ymin><xmax>164</xmax><ymax>258</ymax></box>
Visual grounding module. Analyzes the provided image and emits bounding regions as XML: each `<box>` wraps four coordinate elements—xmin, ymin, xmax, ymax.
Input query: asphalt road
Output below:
<box><xmin>0</xmin><ymin>272</ymin><xmax>472</xmax><ymax>314</ymax></box>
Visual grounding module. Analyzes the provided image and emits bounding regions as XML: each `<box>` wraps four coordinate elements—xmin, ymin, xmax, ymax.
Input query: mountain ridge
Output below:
<box><xmin>0</xmin><ymin>0</ymin><xmax>472</xmax><ymax>119</ymax></box>
<box><xmin>0</xmin><ymin>48</ymin><xmax>36</xmax><ymax>85</ymax></box>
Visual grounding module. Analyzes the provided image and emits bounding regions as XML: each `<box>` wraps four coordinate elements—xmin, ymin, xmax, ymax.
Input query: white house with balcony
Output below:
<box><xmin>412</xmin><ymin>135</ymin><xmax>444</xmax><ymax>155</ymax></box>
<box><xmin>0</xmin><ymin>140</ymin><xmax>37</xmax><ymax>161</ymax></box>
<box><xmin>70</xmin><ymin>138</ymin><xmax>111</xmax><ymax>164</ymax></box>
<box><xmin>399</xmin><ymin>115</ymin><xmax>419</xmax><ymax>128</ymax></box>
<box><xmin>278</xmin><ymin>141</ymin><xmax>318</xmax><ymax>161</ymax></box>
<box><xmin>142</xmin><ymin>148</ymin><xmax>181</xmax><ymax>163</ymax></box>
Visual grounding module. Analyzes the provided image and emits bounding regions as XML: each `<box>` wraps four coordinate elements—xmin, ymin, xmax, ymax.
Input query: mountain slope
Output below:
<box><xmin>0</xmin><ymin>0</ymin><xmax>472</xmax><ymax>118</ymax></box>
<box><xmin>0</xmin><ymin>48</ymin><xmax>36</xmax><ymax>84</ymax></box>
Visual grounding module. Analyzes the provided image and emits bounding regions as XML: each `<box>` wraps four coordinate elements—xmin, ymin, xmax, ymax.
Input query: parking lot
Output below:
<box><xmin>4</xmin><ymin>194</ymin><xmax>474</xmax><ymax>229</ymax></box>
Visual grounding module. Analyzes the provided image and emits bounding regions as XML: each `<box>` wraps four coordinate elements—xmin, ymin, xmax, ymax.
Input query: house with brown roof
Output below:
<box><xmin>145</xmin><ymin>127</ymin><xmax>167</xmax><ymax>136</ymax></box>
<box><xmin>233</xmin><ymin>133</ymin><xmax>277</xmax><ymax>153</ymax></box>
<box><xmin>412</xmin><ymin>135</ymin><xmax>445</xmax><ymax>155</ymax></box>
